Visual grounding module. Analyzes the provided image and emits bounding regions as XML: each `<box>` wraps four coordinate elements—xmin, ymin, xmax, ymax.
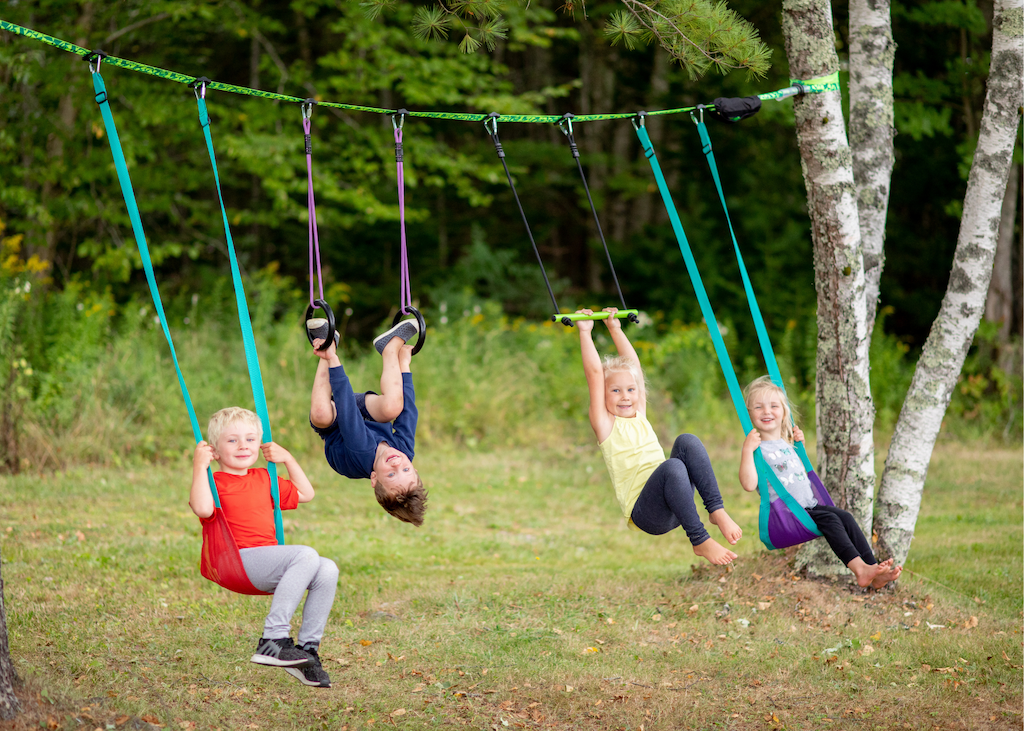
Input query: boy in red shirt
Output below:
<box><xmin>190</xmin><ymin>407</ymin><xmax>338</xmax><ymax>688</ymax></box>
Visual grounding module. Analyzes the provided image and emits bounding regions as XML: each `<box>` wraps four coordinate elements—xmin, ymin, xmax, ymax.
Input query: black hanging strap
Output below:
<box><xmin>558</xmin><ymin>113</ymin><xmax>638</xmax><ymax>324</ymax></box>
<box><xmin>484</xmin><ymin>113</ymin><xmax>562</xmax><ymax>318</ymax></box>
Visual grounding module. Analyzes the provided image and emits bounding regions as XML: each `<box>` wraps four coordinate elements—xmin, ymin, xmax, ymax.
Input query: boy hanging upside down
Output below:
<box><xmin>309</xmin><ymin>320</ymin><xmax>428</xmax><ymax>525</ymax></box>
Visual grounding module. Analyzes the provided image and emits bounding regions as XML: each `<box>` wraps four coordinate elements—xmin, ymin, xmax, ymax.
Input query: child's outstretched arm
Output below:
<box><xmin>601</xmin><ymin>307</ymin><xmax>646</xmax><ymax>407</ymax></box>
<box><xmin>261</xmin><ymin>442</ymin><xmax>315</xmax><ymax>503</ymax></box>
<box><xmin>577</xmin><ymin>309</ymin><xmax>613</xmax><ymax>442</ymax></box>
<box><xmin>190</xmin><ymin>441</ymin><xmax>216</xmax><ymax>519</ymax></box>
<box><xmin>738</xmin><ymin>430</ymin><xmax>761</xmax><ymax>492</ymax></box>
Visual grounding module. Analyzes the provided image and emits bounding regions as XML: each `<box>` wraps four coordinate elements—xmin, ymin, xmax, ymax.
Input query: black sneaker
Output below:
<box><xmin>372</xmin><ymin>320</ymin><xmax>419</xmax><ymax>354</ymax></box>
<box><xmin>283</xmin><ymin>644</ymin><xmax>331</xmax><ymax>687</ymax></box>
<box><xmin>250</xmin><ymin>637</ymin><xmax>312</xmax><ymax>668</ymax></box>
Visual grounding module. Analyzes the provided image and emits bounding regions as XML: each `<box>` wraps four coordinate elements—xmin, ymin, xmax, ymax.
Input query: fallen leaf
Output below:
<box><xmin>757</xmin><ymin>602</ymin><xmax>772</xmax><ymax>611</ymax></box>
<box><xmin>606</xmin><ymin>617</ymin><xmax>615</xmax><ymax>625</ymax></box>
<box><xmin>390</xmin><ymin>709</ymin><xmax>406</xmax><ymax>717</ymax></box>
<box><xmin>565</xmin><ymin>685</ymin><xmax>574</xmax><ymax>692</ymax></box>
<box><xmin>411</xmin><ymin>684</ymin><xmax>426</xmax><ymax>693</ymax></box>
<box><xmin>360</xmin><ymin>639</ymin><xmax>374</xmax><ymax>646</ymax></box>
<box><xmin>752</xmin><ymin>573</ymin><xmax>762</xmax><ymax>581</ymax></box>
<box><xmin>858</xmin><ymin>645</ymin><xmax>874</xmax><ymax>656</ymax></box>
<box><xmin>964</xmin><ymin>616</ymin><xmax>978</xmax><ymax>629</ymax></box>
<box><xmin>140</xmin><ymin>716</ymin><xmax>163</xmax><ymax>727</ymax></box>
<box><xmin>652</xmin><ymin>613</ymin><xmax>662</xmax><ymax>622</ymax></box>
<box><xmin>869</xmin><ymin>631</ymin><xmax>882</xmax><ymax>641</ymax></box>
<box><xmin>75</xmin><ymin>530</ymin><xmax>86</xmax><ymax>541</ymax></box>
<box><xmin>688</xmin><ymin>605</ymin><xmax>699</xmax><ymax>614</ymax></box>
<box><xmin>114</xmin><ymin>716</ymin><xmax>130</xmax><ymax>727</ymax></box>
<box><xmin>584</xmin><ymin>647</ymin><xmax>599</xmax><ymax>653</ymax></box>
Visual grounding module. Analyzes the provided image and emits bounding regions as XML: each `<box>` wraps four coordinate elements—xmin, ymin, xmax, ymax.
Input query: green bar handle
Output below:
<box><xmin>553</xmin><ymin>309</ymin><xmax>639</xmax><ymax>326</ymax></box>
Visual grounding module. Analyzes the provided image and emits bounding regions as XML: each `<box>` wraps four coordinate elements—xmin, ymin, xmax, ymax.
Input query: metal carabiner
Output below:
<box><xmin>189</xmin><ymin>76</ymin><xmax>211</xmax><ymax>100</ymax></box>
<box><xmin>84</xmin><ymin>50</ymin><xmax>108</xmax><ymax>74</ymax></box>
<box><xmin>483</xmin><ymin>112</ymin><xmax>500</xmax><ymax>137</ymax></box>
<box><xmin>690</xmin><ymin>104</ymin><xmax>705</xmax><ymax>125</ymax></box>
<box><xmin>302</xmin><ymin>98</ymin><xmax>317</xmax><ymax>120</ymax></box>
<box><xmin>558</xmin><ymin>112</ymin><xmax>575</xmax><ymax>138</ymax></box>
<box><xmin>391</xmin><ymin>108</ymin><xmax>407</xmax><ymax>132</ymax></box>
<box><xmin>630</xmin><ymin>111</ymin><xmax>648</xmax><ymax>131</ymax></box>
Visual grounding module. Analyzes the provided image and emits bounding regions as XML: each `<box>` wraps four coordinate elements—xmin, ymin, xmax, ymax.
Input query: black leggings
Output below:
<box><xmin>807</xmin><ymin>505</ymin><xmax>877</xmax><ymax>566</ymax></box>
<box><xmin>629</xmin><ymin>434</ymin><xmax>724</xmax><ymax>546</ymax></box>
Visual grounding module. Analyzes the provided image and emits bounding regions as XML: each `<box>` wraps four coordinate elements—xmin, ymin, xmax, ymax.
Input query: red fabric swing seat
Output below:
<box><xmin>200</xmin><ymin>509</ymin><xmax>271</xmax><ymax>596</ymax></box>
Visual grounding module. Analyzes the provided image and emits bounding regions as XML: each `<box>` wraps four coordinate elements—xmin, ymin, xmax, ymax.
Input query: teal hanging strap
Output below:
<box><xmin>632</xmin><ymin>116</ymin><xmax>820</xmax><ymax>545</ymax></box>
<box><xmin>87</xmin><ymin>57</ymin><xmax>221</xmax><ymax>507</ymax></box>
<box><xmin>192</xmin><ymin>79</ymin><xmax>284</xmax><ymax>545</ymax></box>
<box><xmin>693</xmin><ymin>113</ymin><xmax>816</xmax><ymax>476</ymax></box>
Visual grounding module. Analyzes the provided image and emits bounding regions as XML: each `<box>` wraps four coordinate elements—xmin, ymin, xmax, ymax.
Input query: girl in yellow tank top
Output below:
<box><xmin>575</xmin><ymin>308</ymin><xmax>743</xmax><ymax>566</ymax></box>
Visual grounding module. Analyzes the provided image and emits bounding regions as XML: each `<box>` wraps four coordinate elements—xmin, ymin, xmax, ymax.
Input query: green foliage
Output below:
<box><xmin>605</xmin><ymin>0</ymin><xmax>772</xmax><ymax>79</ymax></box>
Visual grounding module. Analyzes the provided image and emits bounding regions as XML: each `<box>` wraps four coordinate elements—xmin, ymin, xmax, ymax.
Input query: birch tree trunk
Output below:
<box><xmin>873</xmin><ymin>0</ymin><xmax>1024</xmax><ymax>567</ymax></box>
<box><xmin>782</xmin><ymin>0</ymin><xmax>877</xmax><ymax>575</ymax></box>
<box><xmin>0</xmin><ymin>552</ymin><xmax>19</xmax><ymax>720</ymax></box>
<box><xmin>848</xmin><ymin>0</ymin><xmax>896</xmax><ymax>340</ymax></box>
<box><xmin>984</xmin><ymin>162</ymin><xmax>1020</xmax><ymax>342</ymax></box>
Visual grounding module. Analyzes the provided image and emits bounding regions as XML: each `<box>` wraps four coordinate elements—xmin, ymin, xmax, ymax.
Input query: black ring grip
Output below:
<box><xmin>304</xmin><ymin>299</ymin><xmax>336</xmax><ymax>351</ymax></box>
<box><xmin>391</xmin><ymin>305</ymin><xmax>426</xmax><ymax>355</ymax></box>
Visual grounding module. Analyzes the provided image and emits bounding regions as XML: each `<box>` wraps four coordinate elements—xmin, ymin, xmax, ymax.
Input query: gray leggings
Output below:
<box><xmin>630</xmin><ymin>434</ymin><xmax>724</xmax><ymax>546</ymax></box>
<box><xmin>239</xmin><ymin>545</ymin><xmax>339</xmax><ymax>646</ymax></box>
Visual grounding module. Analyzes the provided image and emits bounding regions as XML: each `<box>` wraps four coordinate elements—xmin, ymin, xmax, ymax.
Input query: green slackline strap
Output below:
<box><xmin>1</xmin><ymin>19</ymin><xmax>833</xmax><ymax>124</ymax></box>
<box><xmin>89</xmin><ymin>67</ymin><xmax>221</xmax><ymax>508</ymax></box>
<box><xmin>693</xmin><ymin>118</ymin><xmax>821</xmax><ymax>546</ymax></box>
<box><xmin>195</xmin><ymin>87</ymin><xmax>285</xmax><ymax>546</ymax></box>
<box><xmin>633</xmin><ymin>121</ymin><xmax>820</xmax><ymax>547</ymax></box>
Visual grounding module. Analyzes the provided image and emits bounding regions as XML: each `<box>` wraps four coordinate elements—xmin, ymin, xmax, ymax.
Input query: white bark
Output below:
<box><xmin>782</xmin><ymin>0</ymin><xmax>877</xmax><ymax>576</ymax></box>
<box><xmin>984</xmin><ymin>162</ymin><xmax>1020</xmax><ymax>341</ymax></box>
<box><xmin>849</xmin><ymin>0</ymin><xmax>896</xmax><ymax>339</ymax></box>
<box><xmin>874</xmin><ymin>0</ymin><xmax>1024</xmax><ymax>566</ymax></box>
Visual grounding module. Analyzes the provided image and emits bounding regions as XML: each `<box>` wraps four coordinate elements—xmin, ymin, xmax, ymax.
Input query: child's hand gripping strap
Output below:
<box><xmin>87</xmin><ymin>59</ymin><xmax>219</xmax><ymax>504</ymax></box>
<box><xmin>193</xmin><ymin>81</ymin><xmax>284</xmax><ymax>545</ymax></box>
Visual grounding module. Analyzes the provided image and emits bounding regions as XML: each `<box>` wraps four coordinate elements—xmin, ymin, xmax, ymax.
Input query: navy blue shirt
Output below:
<box><xmin>319</xmin><ymin>365</ymin><xmax>417</xmax><ymax>479</ymax></box>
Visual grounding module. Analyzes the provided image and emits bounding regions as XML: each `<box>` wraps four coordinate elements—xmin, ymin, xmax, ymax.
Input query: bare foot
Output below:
<box><xmin>870</xmin><ymin>561</ymin><xmax>903</xmax><ymax>589</ymax></box>
<box><xmin>693</xmin><ymin>538</ymin><xmax>737</xmax><ymax>566</ymax></box>
<box><xmin>708</xmin><ymin>509</ymin><xmax>743</xmax><ymax>545</ymax></box>
<box><xmin>849</xmin><ymin>557</ymin><xmax>899</xmax><ymax>588</ymax></box>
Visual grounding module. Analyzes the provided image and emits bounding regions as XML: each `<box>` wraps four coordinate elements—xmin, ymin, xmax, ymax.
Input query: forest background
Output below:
<box><xmin>0</xmin><ymin>0</ymin><xmax>1021</xmax><ymax>475</ymax></box>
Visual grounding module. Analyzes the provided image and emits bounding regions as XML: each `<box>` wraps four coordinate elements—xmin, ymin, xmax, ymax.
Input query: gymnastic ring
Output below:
<box><xmin>391</xmin><ymin>305</ymin><xmax>426</xmax><ymax>355</ymax></box>
<box><xmin>304</xmin><ymin>299</ymin><xmax>336</xmax><ymax>351</ymax></box>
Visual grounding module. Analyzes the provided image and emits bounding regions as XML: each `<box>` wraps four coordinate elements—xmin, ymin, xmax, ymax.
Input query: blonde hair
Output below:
<box><xmin>743</xmin><ymin>376</ymin><xmax>796</xmax><ymax>443</ymax></box>
<box><xmin>207</xmin><ymin>407</ymin><xmax>263</xmax><ymax>446</ymax></box>
<box><xmin>602</xmin><ymin>355</ymin><xmax>645</xmax><ymax>391</ymax></box>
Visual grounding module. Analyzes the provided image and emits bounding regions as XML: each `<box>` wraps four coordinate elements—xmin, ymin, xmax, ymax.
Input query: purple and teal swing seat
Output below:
<box><xmin>634</xmin><ymin>105</ymin><xmax>837</xmax><ymax>551</ymax></box>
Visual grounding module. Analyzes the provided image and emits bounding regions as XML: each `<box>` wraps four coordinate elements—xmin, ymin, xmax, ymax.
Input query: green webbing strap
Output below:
<box><xmin>633</xmin><ymin>121</ymin><xmax>820</xmax><ymax>547</ymax></box>
<box><xmin>2</xmin><ymin>20</ymin><xmax>832</xmax><ymax>124</ymax></box>
<box><xmin>89</xmin><ymin>66</ymin><xmax>220</xmax><ymax>506</ymax></box>
<box><xmin>195</xmin><ymin>87</ymin><xmax>284</xmax><ymax>545</ymax></box>
<box><xmin>694</xmin><ymin>118</ymin><xmax>816</xmax><ymax>476</ymax></box>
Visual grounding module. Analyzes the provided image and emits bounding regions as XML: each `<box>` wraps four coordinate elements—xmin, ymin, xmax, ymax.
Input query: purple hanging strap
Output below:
<box><xmin>394</xmin><ymin>112</ymin><xmax>412</xmax><ymax>314</ymax></box>
<box><xmin>303</xmin><ymin>104</ymin><xmax>325</xmax><ymax>308</ymax></box>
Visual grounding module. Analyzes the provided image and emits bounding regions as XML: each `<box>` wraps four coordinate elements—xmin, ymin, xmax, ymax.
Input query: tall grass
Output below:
<box><xmin>3</xmin><ymin>273</ymin><xmax>1020</xmax><ymax>473</ymax></box>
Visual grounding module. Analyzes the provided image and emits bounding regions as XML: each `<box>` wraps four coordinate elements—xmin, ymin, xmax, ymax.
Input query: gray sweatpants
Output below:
<box><xmin>239</xmin><ymin>545</ymin><xmax>339</xmax><ymax>646</ymax></box>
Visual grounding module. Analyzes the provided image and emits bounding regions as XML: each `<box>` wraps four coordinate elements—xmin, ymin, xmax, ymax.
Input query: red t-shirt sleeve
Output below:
<box><xmin>278</xmin><ymin>477</ymin><xmax>299</xmax><ymax>511</ymax></box>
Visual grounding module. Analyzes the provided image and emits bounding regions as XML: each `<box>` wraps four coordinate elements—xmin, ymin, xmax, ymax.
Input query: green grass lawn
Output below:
<box><xmin>1</xmin><ymin>441</ymin><xmax>1021</xmax><ymax>730</ymax></box>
